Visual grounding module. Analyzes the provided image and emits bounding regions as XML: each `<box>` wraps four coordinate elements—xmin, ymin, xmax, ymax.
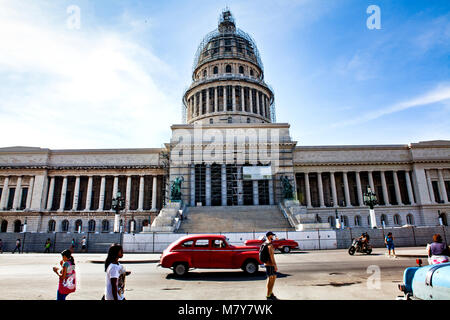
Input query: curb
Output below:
<box><xmin>89</xmin><ymin>260</ymin><xmax>159</xmax><ymax>264</ymax></box>
<box><xmin>395</xmin><ymin>254</ymin><xmax>427</xmax><ymax>258</ymax></box>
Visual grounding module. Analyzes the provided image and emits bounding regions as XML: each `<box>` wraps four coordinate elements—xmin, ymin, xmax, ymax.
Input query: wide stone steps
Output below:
<box><xmin>176</xmin><ymin>205</ymin><xmax>295</xmax><ymax>233</ymax></box>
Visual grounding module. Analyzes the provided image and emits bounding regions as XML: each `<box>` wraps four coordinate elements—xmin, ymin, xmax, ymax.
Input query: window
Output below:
<box><xmin>227</xmin><ymin>117</ymin><xmax>232</xmax><ymax>123</ymax></box>
<box><xmin>75</xmin><ymin>219</ymin><xmax>82</xmax><ymax>233</ymax></box>
<box><xmin>213</xmin><ymin>66</ymin><xmax>218</xmax><ymax>74</ymax></box>
<box><xmin>209</xmin><ymin>118</ymin><xmax>213</xmax><ymax>124</ymax></box>
<box><xmin>381</xmin><ymin>214</ymin><xmax>388</xmax><ymax>226</ymax></box>
<box><xmin>1</xmin><ymin>220</ymin><xmax>7</xmax><ymax>232</ymax></box>
<box><xmin>102</xmin><ymin>220</ymin><xmax>110</xmax><ymax>233</ymax></box>
<box><xmin>194</xmin><ymin>239</ymin><xmax>209</xmax><ymax>247</ymax></box>
<box><xmin>225</xmin><ymin>65</ymin><xmax>231</xmax><ymax>73</ymax></box>
<box><xmin>212</xmin><ymin>239</ymin><xmax>226</xmax><ymax>248</ymax></box>
<box><xmin>328</xmin><ymin>216</ymin><xmax>335</xmax><ymax>227</ymax></box>
<box><xmin>239</xmin><ymin>66</ymin><xmax>244</xmax><ymax>74</ymax></box>
<box><xmin>61</xmin><ymin>220</ymin><xmax>69</xmax><ymax>232</ymax></box>
<box><xmin>406</xmin><ymin>214</ymin><xmax>414</xmax><ymax>225</ymax></box>
<box><xmin>393</xmin><ymin>214</ymin><xmax>401</xmax><ymax>225</ymax></box>
<box><xmin>246</xmin><ymin>118</ymin><xmax>251</xmax><ymax>123</ymax></box>
<box><xmin>354</xmin><ymin>215</ymin><xmax>361</xmax><ymax>227</ymax></box>
<box><xmin>341</xmin><ymin>216</ymin><xmax>349</xmax><ymax>228</ymax></box>
<box><xmin>250</xmin><ymin>69</ymin><xmax>254</xmax><ymax>76</ymax></box>
<box><xmin>182</xmin><ymin>240</ymin><xmax>194</xmax><ymax>247</ymax></box>
<box><xmin>88</xmin><ymin>219</ymin><xmax>96</xmax><ymax>232</ymax></box>
<box><xmin>48</xmin><ymin>220</ymin><xmax>56</xmax><ymax>232</ymax></box>
<box><xmin>14</xmin><ymin>220</ymin><xmax>21</xmax><ymax>233</ymax></box>
<box><xmin>203</xmin><ymin>69</ymin><xmax>207</xmax><ymax>77</ymax></box>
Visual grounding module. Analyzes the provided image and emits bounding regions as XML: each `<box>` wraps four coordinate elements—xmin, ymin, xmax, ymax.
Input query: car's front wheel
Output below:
<box><xmin>173</xmin><ymin>262</ymin><xmax>188</xmax><ymax>276</ymax></box>
<box><xmin>282</xmin><ymin>246</ymin><xmax>291</xmax><ymax>253</ymax></box>
<box><xmin>242</xmin><ymin>260</ymin><xmax>258</xmax><ymax>275</ymax></box>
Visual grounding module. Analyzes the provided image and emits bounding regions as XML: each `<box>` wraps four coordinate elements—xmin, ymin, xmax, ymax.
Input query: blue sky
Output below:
<box><xmin>0</xmin><ymin>0</ymin><xmax>449</xmax><ymax>149</ymax></box>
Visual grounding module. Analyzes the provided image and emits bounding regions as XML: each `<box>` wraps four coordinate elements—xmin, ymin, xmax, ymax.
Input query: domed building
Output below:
<box><xmin>0</xmin><ymin>9</ymin><xmax>449</xmax><ymax>237</ymax></box>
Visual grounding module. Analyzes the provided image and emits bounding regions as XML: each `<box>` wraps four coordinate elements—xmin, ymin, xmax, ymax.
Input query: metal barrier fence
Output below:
<box><xmin>335</xmin><ymin>225</ymin><xmax>450</xmax><ymax>249</ymax></box>
<box><xmin>0</xmin><ymin>232</ymin><xmax>122</xmax><ymax>254</ymax></box>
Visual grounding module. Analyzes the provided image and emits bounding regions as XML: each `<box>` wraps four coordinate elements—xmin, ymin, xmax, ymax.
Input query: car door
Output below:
<box><xmin>208</xmin><ymin>238</ymin><xmax>232</xmax><ymax>269</ymax></box>
<box><xmin>191</xmin><ymin>238</ymin><xmax>211</xmax><ymax>268</ymax></box>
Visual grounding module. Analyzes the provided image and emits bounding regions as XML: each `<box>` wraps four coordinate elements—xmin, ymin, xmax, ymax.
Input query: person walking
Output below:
<box><xmin>70</xmin><ymin>238</ymin><xmax>76</xmax><ymax>253</ymax></box>
<box><xmin>44</xmin><ymin>238</ymin><xmax>51</xmax><ymax>253</ymax></box>
<box><xmin>52</xmin><ymin>249</ymin><xmax>76</xmax><ymax>300</ymax></box>
<box><xmin>104</xmin><ymin>243</ymin><xmax>131</xmax><ymax>301</ymax></box>
<box><xmin>81</xmin><ymin>236</ymin><xmax>87</xmax><ymax>253</ymax></box>
<box><xmin>12</xmin><ymin>238</ymin><xmax>21</xmax><ymax>254</ymax></box>
<box><xmin>263</xmin><ymin>231</ymin><xmax>279</xmax><ymax>300</ymax></box>
<box><xmin>384</xmin><ymin>232</ymin><xmax>396</xmax><ymax>258</ymax></box>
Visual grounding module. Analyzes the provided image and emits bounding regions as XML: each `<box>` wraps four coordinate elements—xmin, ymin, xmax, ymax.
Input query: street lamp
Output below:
<box><xmin>438</xmin><ymin>210</ymin><xmax>443</xmax><ymax>226</ymax></box>
<box><xmin>112</xmin><ymin>191</ymin><xmax>125</xmax><ymax>233</ymax></box>
<box><xmin>363</xmin><ymin>187</ymin><xmax>378</xmax><ymax>228</ymax></box>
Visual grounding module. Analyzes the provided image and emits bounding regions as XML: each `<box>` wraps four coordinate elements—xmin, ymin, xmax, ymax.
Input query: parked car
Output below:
<box><xmin>244</xmin><ymin>237</ymin><xmax>299</xmax><ymax>253</ymax></box>
<box><xmin>398</xmin><ymin>259</ymin><xmax>450</xmax><ymax>300</ymax></box>
<box><xmin>158</xmin><ymin>234</ymin><xmax>262</xmax><ymax>276</ymax></box>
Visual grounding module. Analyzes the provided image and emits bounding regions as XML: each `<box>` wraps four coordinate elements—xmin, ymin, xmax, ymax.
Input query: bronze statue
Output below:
<box><xmin>280</xmin><ymin>175</ymin><xmax>294</xmax><ymax>199</ymax></box>
<box><xmin>170</xmin><ymin>176</ymin><xmax>184</xmax><ymax>201</ymax></box>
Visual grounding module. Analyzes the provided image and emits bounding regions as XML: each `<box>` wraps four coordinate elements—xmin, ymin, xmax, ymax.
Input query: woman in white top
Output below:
<box><xmin>104</xmin><ymin>243</ymin><xmax>131</xmax><ymax>300</ymax></box>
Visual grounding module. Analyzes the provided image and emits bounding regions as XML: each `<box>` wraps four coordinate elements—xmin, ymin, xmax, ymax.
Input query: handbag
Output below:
<box><xmin>58</xmin><ymin>263</ymin><xmax>76</xmax><ymax>295</ymax></box>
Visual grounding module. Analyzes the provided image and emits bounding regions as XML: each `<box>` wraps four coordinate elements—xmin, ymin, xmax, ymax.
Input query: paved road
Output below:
<box><xmin>0</xmin><ymin>247</ymin><xmax>426</xmax><ymax>300</ymax></box>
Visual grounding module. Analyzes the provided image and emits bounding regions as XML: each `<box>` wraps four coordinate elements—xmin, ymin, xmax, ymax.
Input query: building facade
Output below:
<box><xmin>0</xmin><ymin>10</ymin><xmax>449</xmax><ymax>234</ymax></box>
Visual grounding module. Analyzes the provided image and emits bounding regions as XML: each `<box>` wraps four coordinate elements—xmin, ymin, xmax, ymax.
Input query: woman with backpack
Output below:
<box><xmin>52</xmin><ymin>249</ymin><xmax>76</xmax><ymax>300</ymax></box>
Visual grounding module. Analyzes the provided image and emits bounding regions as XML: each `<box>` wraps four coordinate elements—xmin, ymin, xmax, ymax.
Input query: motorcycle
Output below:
<box><xmin>348</xmin><ymin>238</ymin><xmax>372</xmax><ymax>255</ymax></box>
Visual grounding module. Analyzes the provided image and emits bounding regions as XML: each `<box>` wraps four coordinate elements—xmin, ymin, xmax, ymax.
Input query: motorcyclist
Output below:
<box><xmin>356</xmin><ymin>233</ymin><xmax>366</xmax><ymax>250</ymax></box>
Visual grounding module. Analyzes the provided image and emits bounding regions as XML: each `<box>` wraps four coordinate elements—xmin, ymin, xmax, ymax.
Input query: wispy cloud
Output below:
<box><xmin>331</xmin><ymin>83</ymin><xmax>450</xmax><ymax>128</ymax></box>
<box><xmin>0</xmin><ymin>1</ymin><xmax>179</xmax><ymax>149</ymax></box>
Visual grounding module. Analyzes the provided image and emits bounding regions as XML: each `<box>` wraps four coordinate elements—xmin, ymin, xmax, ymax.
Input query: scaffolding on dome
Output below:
<box><xmin>192</xmin><ymin>28</ymin><xmax>264</xmax><ymax>73</ymax></box>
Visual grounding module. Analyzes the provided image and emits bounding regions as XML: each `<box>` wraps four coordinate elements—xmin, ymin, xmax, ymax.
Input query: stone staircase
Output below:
<box><xmin>176</xmin><ymin>205</ymin><xmax>295</xmax><ymax>233</ymax></box>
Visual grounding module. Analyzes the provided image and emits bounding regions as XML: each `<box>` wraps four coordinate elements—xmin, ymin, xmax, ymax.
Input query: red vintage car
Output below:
<box><xmin>244</xmin><ymin>237</ymin><xmax>299</xmax><ymax>253</ymax></box>
<box><xmin>158</xmin><ymin>234</ymin><xmax>262</xmax><ymax>276</ymax></box>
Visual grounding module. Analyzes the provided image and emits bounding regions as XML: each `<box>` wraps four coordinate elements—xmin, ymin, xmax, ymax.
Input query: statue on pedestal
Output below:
<box><xmin>170</xmin><ymin>176</ymin><xmax>184</xmax><ymax>202</ymax></box>
<box><xmin>280</xmin><ymin>175</ymin><xmax>294</xmax><ymax>200</ymax></box>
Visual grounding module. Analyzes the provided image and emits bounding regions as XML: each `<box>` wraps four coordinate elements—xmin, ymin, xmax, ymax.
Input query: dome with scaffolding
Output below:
<box><xmin>192</xmin><ymin>9</ymin><xmax>264</xmax><ymax>77</ymax></box>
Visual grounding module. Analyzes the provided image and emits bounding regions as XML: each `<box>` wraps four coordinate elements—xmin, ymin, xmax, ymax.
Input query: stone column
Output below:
<box><xmin>317</xmin><ymin>172</ymin><xmax>325</xmax><ymax>208</ymax></box>
<box><xmin>58</xmin><ymin>176</ymin><xmax>68</xmax><ymax>212</ymax></box>
<box><xmin>241</xmin><ymin>87</ymin><xmax>245</xmax><ymax>111</ymax></box>
<box><xmin>368</xmin><ymin>171</ymin><xmax>375</xmax><ymax>193</ymax></box>
<box><xmin>0</xmin><ymin>177</ymin><xmax>9</xmax><ymax>210</ymax></box>
<box><xmin>355</xmin><ymin>171</ymin><xmax>363</xmax><ymax>206</ymax></box>
<box><xmin>199</xmin><ymin>90</ymin><xmax>203</xmax><ymax>115</ymax></box>
<box><xmin>380</xmin><ymin>171</ymin><xmax>390</xmax><ymax>205</ymax></box>
<box><xmin>125</xmin><ymin>176</ymin><xmax>132</xmax><ymax>211</ymax></box>
<box><xmin>206</xmin><ymin>88</ymin><xmax>210</xmax><ymax>113</ymax></box>
<box><xmin>85</xmin><ymin>176</ymin><xmax>93</xmax><ymax>211</ymax></box>
<box><xmin>26</xmin><ymin>176</ymin><xmax>34</xmax><ymax>210</ymax></box>
<box><xmin>193</xmin><ymin>93</ymin><xmax>197</xmax><ymax>117</ymax></box>
<box><xmin>214</xmin><ymin>87</ymin><xmax>218</xmax><ymax>112</ymax></box>
<box><xmin>237</xmin><ymin>165</ymin><xmax>243</xmax><ymax>205</ymax></box>
<box><xmin>343</xmin><ymin>172</ymin><xmax>352</xmax><ymax>207</ymax></box>
<box><xmin>221</xmin><ymin>164</ymin><xmax>227</xmax><ymax>206</ymax></box>
<box><xmin>72</xmin><ymin>176</ymin><xmax>80</xmax><ymax>211</ymax></box>
<box><xmin>261</xmin><ymin>94</ymin><xmax>265</xmax><ymax>118</ymax></box>
<box><xmin>46</xmin><ymin>177</ymin><xmax>55</xmax><ymax>210</ymax></box>
<box><xmin>304</xmin><ymin>172</ymin><xmax>312</xmax><ymax>208</ymax></box>
<box><xmin>256</xmin><ymin>91</ymin><xmax>260</xmax><ymax>115</ymax></box>
<box><xmin>206</xmin><ymin>164</ymin><xmax>211</xmax><ymax>206</ymax></box>
<box><xmin>152</xmin><ymin>176</ymin><xmax>158</xmax><ymax>210</ymax></box>
<box><xmin>405</xmin><ymin>171</ymin><xmax>415</xmax><ymax>205</ymax></box>
<box><xmin>12</xmin><ymin>176</ymin><xmax>22</xmax><ymax>210</ymax></box>
<box><xmin>249</xmin><ymin>88</ymin><xmax>253</xmax><ymax>113</ymax></box>
<box><xmin>223</xmin><ymin>86</ymin><xmax>227</xmax><ymax>111</ymax></box>
<box><xmin>268</xmin><ymin>178</ymin><xmax>274</xmax><ymax>205</ymax></box>
<box><xmin>112</xmin><ymin>176</ymin><xmax>119</xmax><ymax>199</ymax></box>
<box><xmin>98</xmin><ymin>176</ymin><xmax>106</xmax><ymax>211</ymax></box>
<box><xmin>393</xmin><ymin>171</ymin><xmax>403</xmax><ymax>205</ymax></box>
<box><xmin>253</xmin><ymin>182</ymin><xmax>259</xmax><ymax>205</ymax></box>
<box><xmin>190</xmin><ymin>165</ymin><xmax>196</xmax><ymax>207</ymax></box>
<box><xmin>330</xmin><ymin>172</ymin><xmax>338</xmax><ymax>207</ymax></box>
<box><xmin>437</xmin><ymin>169</ymin><xmax>448</xmax><ymax>203</ymax></box>
<box><xmin>426</xmin><ymin>170</ymin><xmax>436</xmax><ymax>203</ymax></box>
<box><xmin>232</xmin><ymin>86</ymin><xmax>236</xmax><ymax>112</ymax></box>
<box><xmin>138</xmin><ymin>175</ymin><xmax>145</xmax><ymax>211</ymax></box>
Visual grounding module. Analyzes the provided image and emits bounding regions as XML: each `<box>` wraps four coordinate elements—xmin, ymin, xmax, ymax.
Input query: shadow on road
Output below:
<box><xmin>166</xmin><ymin>271</ymin><xmax>291</xmax><ymax>282</ymax></box>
